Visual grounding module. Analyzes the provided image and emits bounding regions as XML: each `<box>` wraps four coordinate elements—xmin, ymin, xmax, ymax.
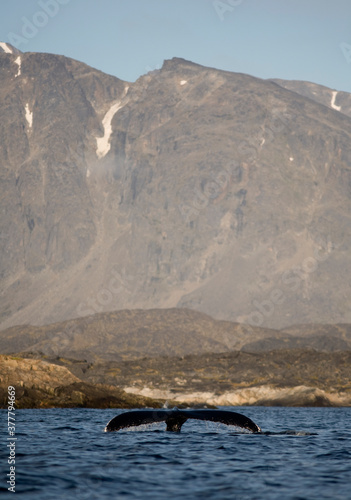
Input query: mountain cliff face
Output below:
<box><xmin>1</xmin><ymin>47</ymin><xmax>351</xmax><ymax>329</ymax></box>
<box><xmin>271</xmin><ymin>79</ymin><xmax>351</xmax><ymax>119</ymax></box>
<box><xmin>1</xmin><ymin>309</ymin><xmax>350</xmax><ymax>362</ymax></box>
<box><xmin>0</xmin><ymin>355</ymin><xmax>164</xmax><ymax>409</ymax></box>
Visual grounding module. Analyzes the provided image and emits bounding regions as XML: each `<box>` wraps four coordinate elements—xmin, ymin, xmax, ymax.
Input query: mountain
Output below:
<box><xmin>0</xmin><ymin>354</ymin><xmax>165</xmax><ymax>409</ymax></box>
<box><xmin>1</xmin><ymin>47</ymin><xmax>351</xmax><ymax>329</ymax></box>
<box><xmin>271</xmin><ymin>79</ymin><xmax>351</xmax><ymax>118</ymax></box>
<box><xmin>73</xmin><ymin>349</ymin><xmax>351</xmax><ymax>407</ymax></box>
<box><xmin>2</xmin><ymin>309</ymin><xmax>350</xmax><ymax>407</ymax></box>
<box><xmin>0</xmin><ymin>309</ymin><xmax>350</xmax><ymax>362</ymax></box>
<box><xmin>0</xmin><ymin>42</ymin><xmax>22</xmax><ymax>55</ymax></box>
<box><xmin>0</xmin><ymin>308</ymin><xmax>277</xmax><ymax>361</ymax></box>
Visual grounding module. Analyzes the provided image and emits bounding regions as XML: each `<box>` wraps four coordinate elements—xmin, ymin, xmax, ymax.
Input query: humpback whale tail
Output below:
<box><xmin>105</xmin><ymin>407</ymin><xmax>261</xmax><ymax>433</ymax></box>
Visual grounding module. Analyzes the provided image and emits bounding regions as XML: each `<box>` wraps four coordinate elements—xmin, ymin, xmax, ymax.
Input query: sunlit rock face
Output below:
<box><xmin>1</xmin><ymin>49</ymin><xmax>351</xmax><ymax>329</ymax></box>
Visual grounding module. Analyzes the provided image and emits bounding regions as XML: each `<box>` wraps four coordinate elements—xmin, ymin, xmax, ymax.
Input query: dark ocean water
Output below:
<box><xmin>1</xmin><ymin>407</ymin><xmax>351</xmax><ymax>499</ymax></box>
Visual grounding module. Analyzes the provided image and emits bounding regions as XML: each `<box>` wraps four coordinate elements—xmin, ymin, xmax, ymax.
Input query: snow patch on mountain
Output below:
<box><xmin>331</xmin><ymin>91</ymin><xmax>341</xmax><ymax>111</ymax></box>
<box><xmin>14</xmin><ymin>56</ymin><xmax>21</xmax><ymax>77</ymax></box>
<box><xmin>95</xmin><ymin>86</ymin><xmax>129</xmax><ymax>159</ymax></box>
<box><xmin>0</xmin><ymin>42</ymin><xmax>13</xmax><ymax>54</ymax></box>
<box><xmin>25</xmin><ymin>103</ymin><xmax>33</xmax><ymax>128</ymax></box>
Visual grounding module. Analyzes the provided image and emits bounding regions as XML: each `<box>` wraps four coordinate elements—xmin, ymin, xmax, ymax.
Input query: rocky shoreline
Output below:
<box><xmin>0</xmin><ymin>356</ymin><xmax>164</xmax><ymax>409</ymax></box>
<box><xmin>1</xmin><ymin>351</ymin><xmax>350</xmax><ymax>409</ymax></box>
<box><xmin>124</xmin><ymin>384</ymin><xmax>351</xmax><ymax>407</ymax></box>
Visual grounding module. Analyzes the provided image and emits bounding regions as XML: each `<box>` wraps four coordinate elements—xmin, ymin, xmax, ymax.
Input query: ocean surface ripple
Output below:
<box><xmin>1</xmin><ymin>407</ymin><xmax>350</xmax><ymax>499</ymax></box>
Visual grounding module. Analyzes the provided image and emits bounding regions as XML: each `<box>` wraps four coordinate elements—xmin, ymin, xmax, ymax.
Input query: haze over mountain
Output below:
<box><xmin>1</xmin><ymin>308</ymin><xmax>350</xmax><ymax>362</ymax></box>
<box><xmin>1</xmin><ymin>42</ymin><xmax>351</xmax><ymax>329</ymax></box>
<box><xmin>2</xmin><ymin>308</ymin><xmax>351</xmax><ymax>408</ymax></box>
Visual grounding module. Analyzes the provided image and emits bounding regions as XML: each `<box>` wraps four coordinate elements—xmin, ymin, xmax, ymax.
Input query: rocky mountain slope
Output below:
<box><xmin>271</xmin><ymin>79</ymin><xmax>351</xmax><ymax>118</ymax></box>
<box><xmin>80</xmin><ymin>349</ymin><xmax>351</xmax><ymax>407</ymax></box>
<box><xmin>4</xmin><ymin>348</ymin><xmax>350</xmax><ymax>408</ymax></box>
<box><xmin>1</xmin><ymin>307</ymin><xmax>350</xmax><ymax>407</ymax></box>
<box><xmin>0</xmin><ymin>354</ymin><xmax>164</xmax><ymax>409</ymax></box>
<box><xmin>1</xmin><ymin>45</ymin><xmax>351</xmax><ymax>329</ymax></box>
<box><xmin>1</xmin><ymin>309</ymin><xmax>351</xmax><ymax>362</ymax></box>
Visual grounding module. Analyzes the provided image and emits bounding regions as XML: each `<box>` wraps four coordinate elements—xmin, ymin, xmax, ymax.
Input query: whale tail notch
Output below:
<box><xmin>104</xmin><ymin>408</ymin><xmax>261</xmax><ymax>433</ymax></box>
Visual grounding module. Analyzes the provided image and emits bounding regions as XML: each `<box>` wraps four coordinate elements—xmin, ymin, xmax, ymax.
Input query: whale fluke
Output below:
<box><xmin>104</xmin><ymin>407</ymin><xmax>261</xmax><ymax>433</ymax></box>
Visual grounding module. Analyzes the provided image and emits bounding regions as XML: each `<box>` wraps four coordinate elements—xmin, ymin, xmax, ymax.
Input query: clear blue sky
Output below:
<box><xmin>1</xmin><ymin>0</ymin><xmax>351</xmax><ymax>92</ymax></box>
